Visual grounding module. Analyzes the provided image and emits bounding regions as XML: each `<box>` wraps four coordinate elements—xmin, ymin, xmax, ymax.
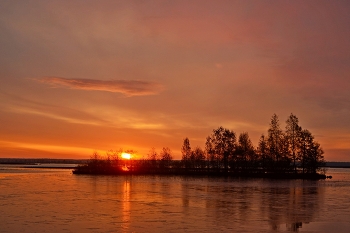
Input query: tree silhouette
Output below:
<box><xmin>285</xmin><ymin>113</ymin><xmax>302</xmax><ymax>172</ymax></box>
<box><xmin>181</xmin><ymin>138</ymin><xmax>191</xmax><ymax>169</ymax></box>
<box><xmin>267</xmin><ymin>114</ymin><xmax>284</xmax><ymax>167</ymax></box>
<box><xmin>205</xmin><ymin>126</ymin><xmax>236</xmax><ymax>173</ymax></box>
<box><xmin>191</xmin><ymin>146</ymin><xmax>206</xmax><ymax>169</ymax></box>
<box><xmin>256</xmin><ymin>134</ymin><xmax>271</xmax><ymax>171</ymax></box>
<box><xmin>298</xmin><ymin>129</ymin><xmax>325</xmax><ymax>174</ymax></box>
<box><xmin>147</xmin><ymin>147</ymin><xmax>158</xmax><ymax>169</ymax></box>
<box><xmin>160</xmin><ymin>147</ymin><xmax>173</xmax><ymax>169</ymax></box>
<box><xmin>147</xmin><ymin>147</ymin><xmax>158</xmax><ymax>160</ymax></box>
<box><xmin>236</xmin><ymin>132</ymin><xmax>255</xmax><ymax>171</ymax></box>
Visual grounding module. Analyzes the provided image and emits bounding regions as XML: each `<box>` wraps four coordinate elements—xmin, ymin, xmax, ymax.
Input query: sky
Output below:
<box><xmin>1</xmin><ymin>0</ymin><xmax>350</xmax><ymax>161</ymax></box>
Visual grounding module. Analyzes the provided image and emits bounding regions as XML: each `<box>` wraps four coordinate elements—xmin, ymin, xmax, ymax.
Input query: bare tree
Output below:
<box><xmin>160</xmin><ymin>147</ymin><xmax>173</xmax><ymax>168</ymax></box>
<box><xmin>147</xmin><ymin>147</ymin><xmax>158</xmax><ymax>160</ymax></box>
<box><xmin>147</xmin><ymin>147</ymin><xmax>159</xmax><ymax>169</ymax></box>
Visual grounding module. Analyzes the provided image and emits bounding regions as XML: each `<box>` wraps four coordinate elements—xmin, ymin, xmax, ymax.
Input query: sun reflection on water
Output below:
<box><xmin>121</xmin><ymin>180</ymin><xmax>130</xmax><ymax>231</ymax></box>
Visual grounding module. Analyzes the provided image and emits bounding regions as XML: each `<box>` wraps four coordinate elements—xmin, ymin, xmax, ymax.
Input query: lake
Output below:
<box><xmin>1</xmin><ymin>165</ymin><xmax>350</xmax><ymax>232</ymax></box>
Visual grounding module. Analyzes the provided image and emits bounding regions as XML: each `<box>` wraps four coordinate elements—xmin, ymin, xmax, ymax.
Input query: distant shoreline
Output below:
<box><xmin>323</xmin><ymin>162</ymin><xmax>350</xmax><ymax>168</ymax></box>
<box><xmin>0</xmin><ymin>158</ymin><xmax>88</xmax><ymax>165</ymax></box>
<box><xmin>20</xmin><ymin>164</ymin><xmax>78</xmax><ymax>169</ymax></box>
<box><xmin>1</xmin><ymin>159</ymin><xmax>350</xmax><ymax>168</ymax></box>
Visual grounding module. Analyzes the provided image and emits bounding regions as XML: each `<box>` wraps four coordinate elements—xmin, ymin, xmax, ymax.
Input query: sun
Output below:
<box><xmin>121</xmin><ymin>152</ymin><xmax>131</xmax><ymax>160</ymax></box>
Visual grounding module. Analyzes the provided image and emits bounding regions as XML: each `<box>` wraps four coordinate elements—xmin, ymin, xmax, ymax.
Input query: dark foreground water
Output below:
<box><xmin>1</xmin><ymin>166</ymin><xmax>350</xmax><ymax>233</ymax></box>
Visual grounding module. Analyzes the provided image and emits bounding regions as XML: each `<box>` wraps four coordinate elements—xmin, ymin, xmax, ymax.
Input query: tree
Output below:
<box><xmin>299</xmin><ymin>129</ymin><xmax>313</xmax><ymax>173</ymax></box>
<box><xmin>181</xmin><ymin>138</ymin><xmax>191</xmax><ymax>169</ymax></box>
<box><xmin>305</xmin><ymin>141</ymin><xmax>325</xmax><ymax>174</ymax></box>
<box><xmin>267</xmin><ymin>114</ymin><xmax>284</xmax><ymax>164</ymax></box>
<box><xmin>285</xmin><ymin>113</ymin><xmax>302</xmax><ymax>172</ymax></box>
<box><xmin>160</xmin><ymin>147</ymin><xmax>173</xmax><ymax>168</ymax></box>
<box><xmin>147</xmin><ymin>147</ymin><xmax>159</xmax><ymax>169</ymax></box>
<box><xmin>298</xmin><ymin>129</ymin><xmax>325</xmax><ymax>174</ymax></box>
<box><xmin>236</xmin><ymin>132</ymin><xmax>255</xmax><ymax>171</ymax></box>
<box><xmin>205</xmin><ymin>126</ymin><xmax>236</xmax><ymax>173</ymax></box>
<box><xmin>191</xmin><ymin>146</ymin><xmax>206</xmax><ymax>169</ymax></box>
<box><xmin>256</xmin><ymin>134</ymin><xmax>270</xmax><ymax>171</ymax></box>
<box><xmin>106</xmin><ymin>149</ymin><xmax>120</xmax><ymax>167</ymax></box>
<box><xmin>147</xmin><ymin>147</ymin><xmax>158</xmax><ymax>160</ymax></box>
<box><xmin>90</xmin><ymin>151</ymin><xmax>102</xmax><ymax>170</ymax></box>
<box><xmin>205</xmin><ymin>136</ymin><xmax>218</xmax><ymax>171</ymax></box>
<box><xmin>279</xmin><ymin>133</ymin><xmax>292</xmax><ymax>171</ymax></box>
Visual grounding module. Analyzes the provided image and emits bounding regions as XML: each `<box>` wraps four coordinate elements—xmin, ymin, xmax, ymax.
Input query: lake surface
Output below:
<box><xmin>1</xmin><ymin>165</ymin><xmax>350</xmax><ymax>232</ymax></box>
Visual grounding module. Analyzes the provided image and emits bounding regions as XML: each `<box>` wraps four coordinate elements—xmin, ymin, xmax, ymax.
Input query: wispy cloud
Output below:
<box><xmin>37</xmin><ymin>77</ymin><xmax>163</xmax><ymax>96</ymax></box>
<box><xmin>0</xmin><ymin>91</ymin><xmax>107</xmax><ymax>126</ymax></box>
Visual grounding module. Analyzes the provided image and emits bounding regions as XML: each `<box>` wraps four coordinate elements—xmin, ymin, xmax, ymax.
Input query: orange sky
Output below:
<box><xmin>1</xmin><ymin>1</ymin><xmax>350</xmax><ymax>161</ymax></box>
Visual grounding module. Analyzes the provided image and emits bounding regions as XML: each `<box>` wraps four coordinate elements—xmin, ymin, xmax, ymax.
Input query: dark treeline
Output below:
<box><xmin>182</xmin><ymin>113</ymin><xmax>325</xmax><ymax>176</ymax></box>
<box><xmin>74</xmin><ymin>113</ymin><xmax>326</xmax><ymax>179</ymax></box>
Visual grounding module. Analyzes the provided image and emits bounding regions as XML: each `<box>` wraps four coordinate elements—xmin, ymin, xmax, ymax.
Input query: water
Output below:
<box><xmin>1</xmin><ymin>166</ymin><xmax>350</xmax><ymax>232</ymax></box>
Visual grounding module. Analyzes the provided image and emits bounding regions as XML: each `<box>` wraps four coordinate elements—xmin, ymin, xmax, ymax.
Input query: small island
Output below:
<box><xmin>73</xmin><ymin>113</ymin><xmax>327</xmax><ymax>180</ymax></box>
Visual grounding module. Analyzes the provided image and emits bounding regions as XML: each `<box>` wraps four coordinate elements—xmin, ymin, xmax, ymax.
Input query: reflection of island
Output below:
<box><xmin>183</xmin><ymin>179</ymin><xmax>324</xmax><ymax>232</ymax></box>
<box><xmin>265</xmin><ymin>182</ymin><xmax>322</xmax><ymax>231</ymax></box>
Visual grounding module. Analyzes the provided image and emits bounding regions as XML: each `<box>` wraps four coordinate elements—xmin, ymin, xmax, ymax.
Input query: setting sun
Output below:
<box><xmin>121</xmin><ymin>152</ymin><xmax>131</xmax><ymax>160</ymax></box>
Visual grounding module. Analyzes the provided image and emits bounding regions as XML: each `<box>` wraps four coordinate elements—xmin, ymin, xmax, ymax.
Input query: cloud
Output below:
<box><xmin>0</xmin><ymin>91</ymin><xmax>109</xmax><ymax>126</ymax></box>
<box><xmin>37</xmin><ymin>77</ymin><xmax>163</xmax><ymax>96</ymax></box>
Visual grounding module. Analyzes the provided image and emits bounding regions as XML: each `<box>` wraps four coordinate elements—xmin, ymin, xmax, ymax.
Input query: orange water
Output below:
<box><xmin>0</xmin><ymin>166</ymin><xmax>349</xmax><ymax>232</ymax></box>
